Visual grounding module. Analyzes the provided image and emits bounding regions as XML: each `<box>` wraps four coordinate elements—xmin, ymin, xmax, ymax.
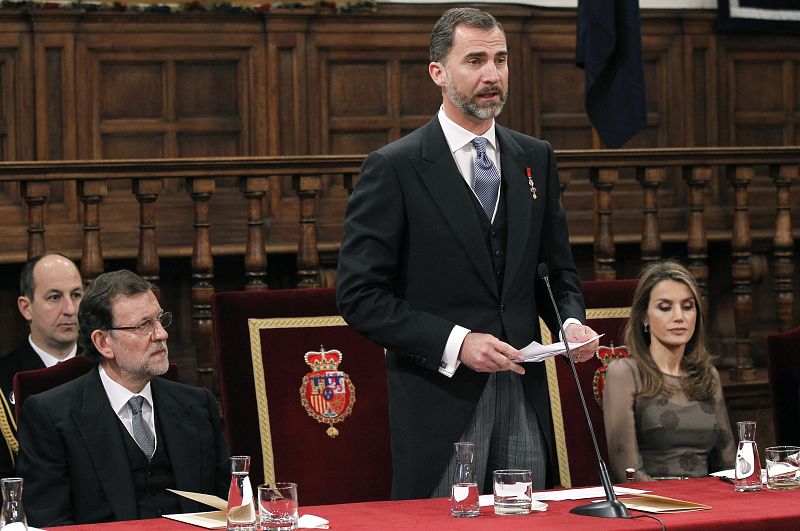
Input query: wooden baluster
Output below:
<box><xmin>771</xmin><ymin>164</ymin><xmax>796</xmax><ymax>331</ymax></box>
<box><xmin>78</xmin><ymin>180</ymin><xmax>107</xmax><ymax>285</ymax></box>
<box><xmin>294</xmin><ymin>175</ymin><xmax>321</xmax><ymax>288</ymax></box>
<box><xmin>590</xmin><ymin>168</ymin><xmax>618</xmax><ymax>280</ymax></box>
<box><xmin>189</xmin><ymin>178</ymin><xmax>216</xmax><ymax>391</ymax></box>
<box><xmin>343</xmin><ymin>172</ymin><xmax>358</xmax><ymax>196</ymax></box>
<box><xmin>241</xmin><ymin>176</ymin><xmax>269</xmax><ymax>291</ymax></box>
<box><xmin>728</xmin><ymin>165</ymin><xmax>755</xmax><ymax>382</ymax></box>
<box><xmin>21</xmin><ymin>182</ymin><xmax>50</xmax><ymax>259</ymax></box>
<box><xmin>683</xmin><ymin>166</ymin><xmax>711</xmax><ymax>311</ymax></box>
<box><xmin>637</xmin><ymin>167</ymin><xmax>665</xmax><ymax>264</ymax></box>
<box><xmin>133</xmin><ymin>178</ymin><xmax>162</xmax><ymax>297</ymax></box>
<box><xmin>558</xmin><ymin>169</ymin><xmax>571</xmax><ymax>201</ymax></box>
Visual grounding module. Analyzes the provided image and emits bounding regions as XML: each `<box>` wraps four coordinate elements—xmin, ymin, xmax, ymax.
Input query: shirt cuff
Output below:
<box><xmin>439</xmin><ymin>325</ymin><xmax>470</xmax><ymax>378</ymax></box>
<box><xmin>560</xmin><ymin>318</ymin><xmax>582</xmax><ymax>343</ymax></box>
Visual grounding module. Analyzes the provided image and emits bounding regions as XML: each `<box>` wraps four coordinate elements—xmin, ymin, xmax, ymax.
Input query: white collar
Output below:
<box><xmin>98</xmin><ymin>364</ymin><xmax>154</xmax><ymax>416</ymax></box>
<box><xmin>28</xmin><ymin>335</ymin><xmax>77</xmax><ymax>368</ymax></box>
<box><xmin>437</xmin><ymin>106</ymin><xmax>498</xmax><ymax>154</ymax></box>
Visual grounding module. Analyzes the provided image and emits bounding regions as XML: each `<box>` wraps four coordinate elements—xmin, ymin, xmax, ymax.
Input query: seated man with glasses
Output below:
<box><xmin>16</xmin><ymin>269</ymin><xmax>230</xmax><ymax>527</ymax></box>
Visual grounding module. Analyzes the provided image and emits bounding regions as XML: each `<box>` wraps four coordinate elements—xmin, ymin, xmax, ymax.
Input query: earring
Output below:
<box><xmin>643</xmin><ymin>322</ymin><xmax>649</xmax><ymax>333</ymax></box>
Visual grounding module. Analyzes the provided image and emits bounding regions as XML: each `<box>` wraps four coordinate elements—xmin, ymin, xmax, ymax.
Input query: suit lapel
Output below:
<box><xmin>411</xmin><ymin>118</ymin><xmax>497</xmax><ymax>295</ymax></box>
<box><xmin>498</xmin><ymin>126</ymin><xmax>534</xmax><ymax>299</ymax></box>
<box><xmin>153</xmin><ymin>379</ymin><xmax>203</xmax><ymax>513</ymax></box>
<box><xmin>71</xmin><ymin>370</ymin><xmax>137</xmax><ymax>521</ymax></box>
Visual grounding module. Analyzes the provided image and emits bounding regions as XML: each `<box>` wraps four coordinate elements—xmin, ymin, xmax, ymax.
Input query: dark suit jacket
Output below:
<box><xmin>336</xmin><ymin>117</ymin><xmax>585</xmax><ymax>500</ymax></box>
<box><xmin>0</xmin><ymin>341</ymin><xmax>45</xmax><ymax>477</ymax></box>
<box><xmin>16</xmin><ymin>368</ymin><xmax>230</xmax><ymax>527</ymax></box>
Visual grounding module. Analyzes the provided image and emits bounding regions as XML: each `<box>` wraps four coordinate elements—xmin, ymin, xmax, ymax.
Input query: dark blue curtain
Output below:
<box><xmin>576</xmin><ymin>0</ymin><xmax>646</xmax><ymax>149</ymax></box>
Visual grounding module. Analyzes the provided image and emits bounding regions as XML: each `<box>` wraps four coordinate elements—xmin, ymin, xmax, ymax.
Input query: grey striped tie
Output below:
<box><xmin>128</xmin><ymin>395</ymin><xmax>155</xmax><ymax>460</ymax></box>
<box><xmin>471</xmin><ymin>137</ymin><xmax>500</xmax><ymax>219</ymax></box>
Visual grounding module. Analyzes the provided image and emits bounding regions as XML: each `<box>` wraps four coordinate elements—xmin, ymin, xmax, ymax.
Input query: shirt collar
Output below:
<box><xmin>437</xmin><ymin>106</ymin><xmax>498</xmax><ymax>153</ymax></box>
<box><xmin>28</xmin><ymin>335</ymin><xmax>77</xmax><ymax>368</ymax></box>
<box><xmin>98</xmin><ymin>364</ymin><xmax>154</xmax><ymax>416</ymax></box>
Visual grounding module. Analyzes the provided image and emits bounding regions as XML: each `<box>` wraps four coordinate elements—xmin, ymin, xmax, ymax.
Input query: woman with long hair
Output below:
<box><xmin>603</xmin><ymin>260</ymin><xmax>735</xmax><ymax>482</ymax></box>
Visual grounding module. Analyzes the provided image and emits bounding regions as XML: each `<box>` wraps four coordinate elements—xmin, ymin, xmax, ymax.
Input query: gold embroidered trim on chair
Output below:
<box><xmin>0</xmin><ymin>385</ymin><xmax>18</xmax><ymax>468</ymax></box>
<box><xmin>248</xmin><ymin>316</ymin><xmax>347</xmax><ymax>487</ymax></box>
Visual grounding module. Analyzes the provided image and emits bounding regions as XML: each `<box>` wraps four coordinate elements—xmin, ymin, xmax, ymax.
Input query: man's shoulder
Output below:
<box><xmin>153</xmin><ymin>377</ymin><xmax>211</xmax><ymax>401</ymax></box>
<box><xmin>497</xmin><ymin>124</ymin><xmax>550</xmax><ymax>152</ymax></box>
<box><xmin>373</xmin><ymin>117</ymin><xmax>438</xmax><ymax>158</ymax></box>
<box><xmin>0</xmin><ymin>343</ymin><xmax>39</xmax><ymax>372</ymax></box>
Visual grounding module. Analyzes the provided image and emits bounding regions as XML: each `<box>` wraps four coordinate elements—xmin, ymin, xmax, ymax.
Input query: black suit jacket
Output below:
<box><xmin>0</xmin><ymin>342</ymin><xmax>45</xmax><ymax>477</ymax></box>
<box><xmin>336</xmin><ymin>117</ymin><xmax>585</xmax><ymax>499</ymax></box>
<box><xmin>16</xmin><ymin>368</ymin><xmax>230</xmax><ymax>527</ymax></box>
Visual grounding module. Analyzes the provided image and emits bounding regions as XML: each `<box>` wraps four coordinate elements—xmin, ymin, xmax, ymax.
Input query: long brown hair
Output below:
<box><xmin>623</xmin><ymin>260</ymin><xmax>717</xmax><ymax>400</ymax></box>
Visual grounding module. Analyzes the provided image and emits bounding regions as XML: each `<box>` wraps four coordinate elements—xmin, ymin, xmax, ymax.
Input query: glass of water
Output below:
<box><xmin>257</xmin><ymin>482</ymin><xmax>298</xmax><ymax>531</ymax></box>
<box><xmin>493</xmin><ymin>469</ymin><xmax>532</xmax><ymax>515</ymax></box>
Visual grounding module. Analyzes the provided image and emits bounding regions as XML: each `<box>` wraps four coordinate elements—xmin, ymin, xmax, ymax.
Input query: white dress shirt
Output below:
<box><xmin>98</xmin><ymin>365</ymin><xmax>157</xmax><ymax>449</ymax></box>
<box><xmin>28</xmin><ymin>335</ymin><xmax>77</xmax><ymax>368</ymax></box>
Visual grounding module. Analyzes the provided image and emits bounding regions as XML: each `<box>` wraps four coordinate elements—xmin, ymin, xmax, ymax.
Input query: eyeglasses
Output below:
<box><xmin>109</xmin><ymin>311</ymin><xmax>172</xmax><ymax>337</ymax></box>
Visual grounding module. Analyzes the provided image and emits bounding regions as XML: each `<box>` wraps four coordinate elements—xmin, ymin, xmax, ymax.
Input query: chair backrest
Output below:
<box><xmin>766</xmin><ymin>327</ymin><xmax>800</xmax><ymax>445</ymax></box>
<box><xmin>14</xmin><ymin>356</ymin><xmax>180</xmax><ymax>421</ymax></box>
<box><xmin>211</xmin><ymin>287</ymin><xmax>392</xmax><ymax>506</ymax></box>
<box><xmin>544</xmin><ymin>278</ymin><xmax>638</xmax><ymax>488</ymax></box>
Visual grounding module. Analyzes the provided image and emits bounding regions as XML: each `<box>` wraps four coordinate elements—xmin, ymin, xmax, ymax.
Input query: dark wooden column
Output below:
<box><xmin>22</xmin><ymin>181</ymin><xmax>50</xmax><ymax>259</ymax></box>
<box><xmin>771</xmin><ymin>164</ymin><xmax>796</xmax><ymax>331</ymax></box>
<box><xmin>189</xmin><ymin>178</ymin><xmax>216</xmax><ymax>391</ymax></box>
<box><xmin>241</xmin><ymin>176</ymin><xmax>269</xmax><ymax>291</ymax></box>
<box><xmin>683</xmin><ymin>166</ymin><xmax>711</xmax><ymax>310</ymax></box>
<box><xmin>78</xmin><ymin>180</ymin><xmax>107</xmax><ymax>285</ymax></box>
<box><xmin>294</xmin><ymin>174</ymin><xmax>321</xmax><ymax>288</ymax></box>
<box><xmin>637</xmin><ymin>167</ymin><xmax>665</xmax><ymax>264</ymax></box>
<box><xmin>728</xmin><ymin>165</ymin><xmax>755</xmax><ymax>382</ymax></box>
<box><xmin>134</xmin><ymin>178</ymin><xmax>162</xmax><ymax>297</ymax></box>
<box><xmin>590</xmin><ymin>168</ymin><xmax>618</xmax><ymax>280</ymax></box>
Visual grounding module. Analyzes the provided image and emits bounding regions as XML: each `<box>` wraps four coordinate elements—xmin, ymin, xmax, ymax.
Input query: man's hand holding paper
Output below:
<box><xmin>518</xmin><ymin>333</ymin><xmax>604</xmax><ymax>363</ymax></box>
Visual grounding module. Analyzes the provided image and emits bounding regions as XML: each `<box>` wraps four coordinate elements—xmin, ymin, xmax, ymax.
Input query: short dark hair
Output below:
<box><xmin>20</xmin><ymin>253</ymin><xmax>77</xmax><ymax>300</ymax></box>
<box><xmin>430</xmin><ymin>8</ymin><xmax>504</xmax><ymax>63</ymax></box>
<box><xmin>79</xmin><ymin>269</ymin><xmax>152</xmax><ymax>362</ymax></box>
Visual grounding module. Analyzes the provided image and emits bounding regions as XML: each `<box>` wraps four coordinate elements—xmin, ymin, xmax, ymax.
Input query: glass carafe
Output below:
<box><xmin>735</xmin><ymin>421</ymin><xmax>762</xmax><ymax>492</ymax></box>
<box><xmin>227</xmin><ymin>456</ymin><xmax>257</xmax><ymax>530</ymax></box>
<box><xmin>0</xmin><ymin>477</ymin><xmax>27</xmax><ymax>530</ymax></box>
<box><xmin>450</xmin><ymin>442</ymin><xmax>479</xmax><ymax>517</ymax></box>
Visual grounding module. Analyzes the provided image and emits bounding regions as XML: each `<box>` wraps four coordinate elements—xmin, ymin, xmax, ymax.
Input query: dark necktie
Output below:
<box><xmin>471</xmin><ymin>136</ymin><xmax>501</xmax><ymax>219</ymax></box>
<box><xmin>128</xmin><ymin>395</ymin><xmax>155</xmax><ymax>459</ymax></box>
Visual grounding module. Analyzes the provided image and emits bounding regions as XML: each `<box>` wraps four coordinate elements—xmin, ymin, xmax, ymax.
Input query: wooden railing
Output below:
<box><xmin>0</xmin><ymin>147</ymin><xmax>797</xmax><ymax>387</ymax></box>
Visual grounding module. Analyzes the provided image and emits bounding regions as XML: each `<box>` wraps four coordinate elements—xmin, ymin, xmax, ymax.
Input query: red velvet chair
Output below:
<box><xmin>211</xmin><ymin>288</ymin><xmax>392</xmax><ymax>506</ymax></box>
<box><xmin>14</xmin><ymin>356</ymin><xmax>180</xmax><ymax>421</ymax></box>
<box><xmin>544</xmin><ymin>279</ymin><xmax>638</xmax><ymax>488</ymax></box>
<box><xmin>766</xmin><ymin>327</ymin><xmax>800</xmax><ymax>446</ymax></box>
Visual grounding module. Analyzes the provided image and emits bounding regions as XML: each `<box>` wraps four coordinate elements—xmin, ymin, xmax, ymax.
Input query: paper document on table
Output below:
<box><xmin>519</xmin><ymin>334</ymin><xmax>603</xmax><ymax>363</ymax></box>
<box><xmin>167</xmin><ymin>489</ymin><xmax>228</xmax><ymax>510</ymax></box>
<box><xmin>164</xmin><ymin>510</ymin><xmax>226</xmax><ymax>529</ymax></box>
<box><xmin>533</xmin><ymin>485</ymin><xmax>648</xmax><ymax>501</ymax></box>
<box><xmin>618</xmin><ymin>493</ymin><xmax>710</xmax><ymax>513</ymax></box>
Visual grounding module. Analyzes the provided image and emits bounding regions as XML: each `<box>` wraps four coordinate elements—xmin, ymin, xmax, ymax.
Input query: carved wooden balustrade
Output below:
<box><xmin>0</xmin><ymin>147</ymin><xmax>797</xmax><ymax>387</ymax></box>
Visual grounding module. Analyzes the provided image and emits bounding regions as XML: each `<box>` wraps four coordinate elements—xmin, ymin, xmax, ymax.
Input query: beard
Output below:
<box><xmin>444</xmin><ymin>73</ymin><xmax>507</xmax><ymax>121</ymax></box>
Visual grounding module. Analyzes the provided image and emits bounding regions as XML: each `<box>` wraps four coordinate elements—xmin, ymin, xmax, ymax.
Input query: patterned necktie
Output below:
<box><xmin>128</xmin><ymin>395</ymin><xmax>156</xmax><ymax>460</ymax></box>
<box><xmin>471</xmin><ymin>137</ymin><xmax>501</xmax><ymax>219</ymax></box>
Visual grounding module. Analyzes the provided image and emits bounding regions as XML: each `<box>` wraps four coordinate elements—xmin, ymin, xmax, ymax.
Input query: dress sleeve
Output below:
<box><xmin>708</xmin><ymin>367</ymin><xmax>736</xmax><ymax>472</ymax></box>
<box><xmin>603</xmin><ymin>358</ymin><xmax>652</xmax><ymax>482</ymax></box>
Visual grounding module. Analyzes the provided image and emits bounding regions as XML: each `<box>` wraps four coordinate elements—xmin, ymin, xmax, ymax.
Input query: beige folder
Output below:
<box><xmin>619</xmin><ymin>493</ymin><xmax>711</xmax><ymax>513</ymax></box>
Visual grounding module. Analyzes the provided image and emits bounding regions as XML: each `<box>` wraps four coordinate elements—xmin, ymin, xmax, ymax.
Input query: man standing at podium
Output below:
<box><xmin>337</xmin><ymin>8</ymin><xmax>598</xmax><ymax>499</ymax></box>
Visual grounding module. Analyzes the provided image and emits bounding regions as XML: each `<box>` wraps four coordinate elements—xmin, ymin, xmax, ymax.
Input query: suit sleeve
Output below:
<box><xmin>204</xmin><ymin>387</ymin><xmax>231</xmax><ymax>499</ymax></box>
<box><xmin>534</xmin><ymin>141</ymin><xmax>585</xmax><ymax>331</ymax></box>
<box><xmin>16</xmin><ymin>395</ymin><xmax>75</xmax><ymax>527</ymax></box>
<box><xmin>336</xmin><ymin>150</ymin><xmax>456</xmax><ymax>372</ymax></box>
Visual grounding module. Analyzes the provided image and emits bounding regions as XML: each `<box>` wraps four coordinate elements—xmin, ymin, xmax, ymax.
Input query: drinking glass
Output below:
<box><xmin>450</xmin><ymin>442</ymin><xmax>479</xmax><ymax>517</ymax></box>
<box><xmin>493</xmin><ymin>469</ymin><xmax>532</xmax><ymax>515</ymax></box>
<box><xmin>227</xmin><ymin>456</ymin><xmax>257</xmax><ymax>531</ymax></box>
<box><xmin>734</xmin><ymin>421</ymin><xmax>762</xmax><ymax>492</ymax></box>
<box><xmin>765</xmin><ymin>446</ymin><xmax>800</xmax><ymax>490</ymax></box>
<box><xmin>257</xmin><ymin>483</ymin><xmax>298</xmax><ymax>531</ymax></box>
<box><xmin>0</xmin><ymin>477</ymin><xmax>27</xmax><ymax>531</ymax></box>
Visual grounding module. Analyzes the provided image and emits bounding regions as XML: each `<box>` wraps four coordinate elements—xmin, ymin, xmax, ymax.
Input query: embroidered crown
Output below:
<box><xmin>304</xmin><ymin>346</ymin><xmax>342</xmax><ymax>371</ymax></box>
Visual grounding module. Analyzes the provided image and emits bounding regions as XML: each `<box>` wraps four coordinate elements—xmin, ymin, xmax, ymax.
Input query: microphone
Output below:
<box><xmin>537</xmin><ymin>263</ymin><xmax>630</xmax><ymax>519</ymax></box>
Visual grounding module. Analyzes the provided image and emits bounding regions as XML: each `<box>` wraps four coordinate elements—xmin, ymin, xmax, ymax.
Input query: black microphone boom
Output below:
<box><xmin>537</xmin><ymin>263</ymin><xmax>630</xmax><ymax>519</ymax></box>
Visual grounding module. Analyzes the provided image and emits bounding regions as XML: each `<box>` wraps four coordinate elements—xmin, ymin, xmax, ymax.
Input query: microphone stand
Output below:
<box><xmin>539</xmin><ymin>267</ymin><xmax>630</xmax><ymax>519</ymax></box>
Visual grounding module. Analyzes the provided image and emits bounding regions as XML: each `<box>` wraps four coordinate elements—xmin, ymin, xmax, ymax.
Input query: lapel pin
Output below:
<box><xmin>526</xmin><ymin>167</ymin><xmax>537</xmax><ymax>200</ymax></box>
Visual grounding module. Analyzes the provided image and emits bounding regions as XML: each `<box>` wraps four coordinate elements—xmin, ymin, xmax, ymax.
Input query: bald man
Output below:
<box><xmin>0</xmin><ymin>253</ymin><xmax>84</xmax><ymax>476</ymax></box>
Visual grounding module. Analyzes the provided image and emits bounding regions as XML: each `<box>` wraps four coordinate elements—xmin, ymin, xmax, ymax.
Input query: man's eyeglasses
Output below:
<box><xmin>108</xmin><ymin>311</ymin><xmax>172</xmax><ymax>337</ymax></box>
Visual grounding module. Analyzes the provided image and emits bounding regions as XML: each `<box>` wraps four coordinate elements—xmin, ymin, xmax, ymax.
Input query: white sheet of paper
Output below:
<box><xmin>164</xmin><ymin>510</ymin><xmax>226</xmax><ymax>529</ymax></box>
<box><xmin>711</xmin><ymin>468</ymin><xmax>767</xmax><ymax>483</ymax></box>
<box><xmin>167</xmin><ymin>489</ymin><xmax>228</xmax><ymax>511</ymax></box>
<box><xmin>532</xmin><ymin>485</ymin><xmax>648</xmax><ymax>501</ymax></box>
<box><xmin>518</xmin><ymin>334</ymin><xmax>603</xmax><ymax>363</ymax></box>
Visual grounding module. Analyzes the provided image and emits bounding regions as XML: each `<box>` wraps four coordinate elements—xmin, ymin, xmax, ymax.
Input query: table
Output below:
<box><xmin>47</xmin><ymin>477</ymin><xmax>800</xmax><ymax>530</ymax></box>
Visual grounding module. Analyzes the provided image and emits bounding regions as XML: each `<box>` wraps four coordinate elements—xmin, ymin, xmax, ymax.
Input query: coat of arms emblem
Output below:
<box><xmin>299</xmin><ymin>346</ymin><xmax>355</xmax><ymax>438</ymax></box>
